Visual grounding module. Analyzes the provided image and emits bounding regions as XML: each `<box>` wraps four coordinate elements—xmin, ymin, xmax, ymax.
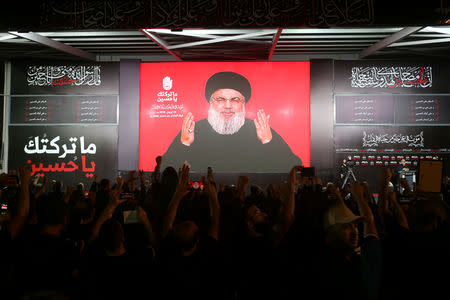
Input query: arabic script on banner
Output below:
<box><xmin>362</xmin><ymin>131</ymin><xmax>424</xmax><ymax>147</ymax></box>
<box><xmin>27</xmin><ymin>66</ymin><xmax>102</xmax><ymax>87</ymax></box>
<box><xmin>351</xmin><ymin>66</ymin><xmax>432</xmax><ymax>88</ymax></box>
<box><xmin>24</xmin><ymin>135</ymin><xmax>97</xmax><ymax>178</ymax></box>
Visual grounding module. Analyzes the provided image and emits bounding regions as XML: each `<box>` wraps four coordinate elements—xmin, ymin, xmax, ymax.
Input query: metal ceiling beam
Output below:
<box><xmin>166</xmin><ymin>30</ymin><xmax>277</xmax><ymax>50</ymax></box>
<box><xmin>283</xmin><ymin>28</ymin><xmax>404</xmax><ymax>34</ymax></box>
<box><xmin>182</xmin><ymin>52</ymin><xmax>262</xmax><ymax>60</ymax></box>
<box><xmin>53</xmin><ymin>37</ymin><xmax>150</xmax><ymax>42</ymax></box>
<box><xmin>281</xmin><ymin>35</ymin><xmax>390</xmax><ymax>39</ymax></box>
<box><xmin>0</xmin><ymin>34</ymin><xmax>17</xmax><ymax>41</ymax></box>
<box><xmin>389</xmin><ymin>37</ymin><xmax>450</xmax><ymax>47</ymax></box>
<box><xmin>149</xmin><ymin>29</ymin><xmax>265</xmax><ymax>35</ymax></box>
<box><xmin>140</xmin><ymin>29</ymin><xmax>182</xmax><ymax>60</ymax></box>
<box><xmin>421</xmin><ymin>26</ymin><xmax>450</xmax><ymax>35</ymax></box>
<box><xmin>40</xmin><ymin>31</ymin><xmax>146</xmax><ymax>37</ymax></box>
<box><xmin>8</xmin><ymin>31</ymin><xmax>96</xmax><ymax>61</ymax></box>
<box><xmin>360</xmin><ymin>27</ymin><xmax>423</xmax><ymax>58</ymax></box>
<box><xmin>279</xmin><ymin>39</ymin><xmax>378</xmax><ymax>44</ymax></box>
<box><xmin>268</xmin><ymin>28</ymin><xmax>283</xmax><ymax>61</ymax></box>
<box><xmin>146</xmin><ymin>29</ymin><xmax>270</xmax><ymax>45</ymax></box>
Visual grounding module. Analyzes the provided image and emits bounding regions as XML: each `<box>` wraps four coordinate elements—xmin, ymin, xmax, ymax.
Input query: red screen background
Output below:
<box><xmin>139</xmin><ymin>62</ymin><xmax>310</xmax><ymax>171</ymax></box>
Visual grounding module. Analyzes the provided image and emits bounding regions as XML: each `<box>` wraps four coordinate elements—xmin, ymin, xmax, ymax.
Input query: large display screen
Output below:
<box><xmin>139</xmin><ymin>62</ymin><xmax>310</xmax><ymax>173</ymax></box>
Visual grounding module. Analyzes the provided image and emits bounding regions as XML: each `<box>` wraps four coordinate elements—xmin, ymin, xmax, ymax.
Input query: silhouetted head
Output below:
<box><xmin>99</xmin><ymin>218</ymin><xmax>125</xmax><ymax>253</ymax></box>
<box><xmin>173</xmin><ymin>221</ymin><xmax>199</xmax><ymax>254</ymax></box>
<box><xmin>100</xmin><ymin>178</ymin><xmax>111</xmax><ymax>191</ymax></box>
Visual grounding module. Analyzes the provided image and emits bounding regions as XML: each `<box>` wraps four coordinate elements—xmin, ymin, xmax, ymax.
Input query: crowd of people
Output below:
<box><xmin>0</xmin><ymin>156</ymin><xmax>449</xmax><ymax>300</ymax></box>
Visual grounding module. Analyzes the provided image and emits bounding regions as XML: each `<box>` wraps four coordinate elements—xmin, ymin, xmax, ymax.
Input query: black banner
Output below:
<box><xmin>1</xmin><ymin>1</ymin><xmax>445</xmax><ymax>31</ymax></box>
<box><xmin>335</xmin><ymin>95</ymin><xmax>394</xmax><ymax>124</ymax></box>
<box><xmin>334</xmin><ymin>126</ymin><xmax>450</xmax><ymax>153</ymax></box>
<box><xmin>10</xmin><ymin>95</ymin><xmax>118</xmax><ymax>124</ymax></box>
<box><xmin>11</xmin><ymin>62</ymin><xmax>119</xmax><ymax>95</ymax></box>
<box><xmin>336</xmin><ymin>94</ymin><xmax>450</xmax><ymax>125</ymax></box>
<box><xmin>8</xmin><ymin>126</ymin><xmax>118</xmax><ymax>186</ymax></box>
<box><xmin>334</xmin><ymin>61</ymin><xmax>450</xmax><ymax>94</ymax></box>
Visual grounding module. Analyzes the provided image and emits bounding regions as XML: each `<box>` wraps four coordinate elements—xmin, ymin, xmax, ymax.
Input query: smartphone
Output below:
<box><xmin>207</xmin><ymin>167</ymin><xmax>212</xmax><ymax>175</ymax></box>
<box><xmin>7</xmin><ymin>175</ymin><xmax>19</xmax><ymax>186</ymax></box>
<box><xmin>123</xmin><ymin>209</ymin><xmax>139</xmax><ymax>224</ymax></box>
<box><xmin>120</xmin><ymin>192</ymin><xmax>134</xmax><ymax>201</ymax></box>
<box><xmin>301</xmin><ymin>167</ymin><xmax>315</xmax><ymax>177</ymax></box>
<box><xmin>189</xmin><ymin>181</ymin><xmax>204</xmax><ymax>190</ymax></box>
<box><xmin>1</xmin><ymin>204</ymin><xmax>7</xmax><ymax>215</ymax></box>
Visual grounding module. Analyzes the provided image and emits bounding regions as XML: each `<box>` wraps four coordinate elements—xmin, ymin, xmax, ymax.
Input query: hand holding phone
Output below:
<box><xmin>189</xmin><ymin>181</ymin><xmax>204</xmax><ymax>190</ymax></box>
<box><xmin>120</xmin><ymin>192</ymin><xmax>134</xmax><ymax>201</ymax></box>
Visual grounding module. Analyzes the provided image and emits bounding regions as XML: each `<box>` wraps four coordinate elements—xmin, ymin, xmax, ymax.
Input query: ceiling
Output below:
<box><xmin>1</xmin><ymin>26</ymin><xmax>450</xmax><ymax>62</ymax></box>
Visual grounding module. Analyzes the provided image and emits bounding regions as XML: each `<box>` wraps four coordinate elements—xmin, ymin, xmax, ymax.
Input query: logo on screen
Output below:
<box><xmin>163</xmin><ymin>76</ymin><xmax>173</xmax><ymax>90</ymax></box>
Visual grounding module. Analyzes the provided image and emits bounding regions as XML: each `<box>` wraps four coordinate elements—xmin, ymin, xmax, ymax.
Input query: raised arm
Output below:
<box><xmin>62</xmin><ymin>186</ymin><xmax>74</xmax><ymax>205</ymax></box>
<box><xmin>162</xmin><ymin>163</ymin><xmax>190</xmax><ymax>237</ymax></box>
<box><xmin>151</xmin><ymin>156</ymin><xmax>162</xmax><ymax>184</ymax></box>
<box><xmin>9</xmin><ymin>166</ymin><xmax>31</xmax><ymax>239</ymax></box>
<box><xmin>236</xmin><ymin>175</ymin><xmax>250</xmax><ymax>203</ymax></box>
<box><xmin>203</xmin><ymin>174</ymin><xmax>220</xmax><ymax>240</ymax></box>
<box><xmin>276</xmin><ymin>165</ymin><xmax>301</xmax><ymax>244</ymax></box>
<box><xmin>89</xmin><ymin>174</ymin><xmax>98</xmax><ymax>192</ymax></box>
<box><xmin>126</xmin><ymin>170</ymin><xmax>137</xmax><ymax>193</ymax></box>
<box><xmin>267</xmin><ymin>166</ymin><xmax>301</xmax><ymax>247</ymax></box>
<box><xmin>387</xmin><ymin>191</ymin><xmax>409</xmax><ymax>230</ymax></box>
<box><xmin>32</xmin><ymin>175</ymin><xmax>47</xmax><ymax>200</ymax></box>
<box><xmin>137</xmin><ymin>206</ymin><xmax>156</xmax><ymax>247</ymax></box>
<box><xmin>351</xmin><ymin>181</ymin><xmax>378</xmax><ymax>237</ymax></box>
<box><xmin>89</xmin><ymin>176</ymin><xmax>125</xmax><ymax>242</ymax></box>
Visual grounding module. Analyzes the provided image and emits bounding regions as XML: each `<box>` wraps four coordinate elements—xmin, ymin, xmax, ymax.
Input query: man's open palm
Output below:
<box><xmin>254</xmin><ymin>109</ymin><xmax>272</xmax><ymax>144</ymax></box>
<box><xmin>181</xmin><ymin>112</ymin><xmax>195</xmax><ymax>146</ymax></box>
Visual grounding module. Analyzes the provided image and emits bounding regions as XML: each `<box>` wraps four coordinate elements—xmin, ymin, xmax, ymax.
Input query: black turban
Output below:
<box><xmin>204</xmin><ymin>71</ymin><xmax>251</xmax><ymax>103</ymax></box>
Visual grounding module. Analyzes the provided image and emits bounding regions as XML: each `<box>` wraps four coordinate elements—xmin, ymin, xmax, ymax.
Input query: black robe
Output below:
<box><xmin>162</xmin><ymin>118</ymin><xmax>302</xmax><ymax>173</ymax></box>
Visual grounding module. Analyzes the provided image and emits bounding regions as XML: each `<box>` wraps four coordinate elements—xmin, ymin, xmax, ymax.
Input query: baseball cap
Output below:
<box><xmin>324</xmin><ymin>201</ymin><xmax>365</xmax><ymax>231</ymax></box>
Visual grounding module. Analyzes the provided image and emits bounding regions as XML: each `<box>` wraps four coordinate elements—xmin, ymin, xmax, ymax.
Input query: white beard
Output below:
<box><xmin>207</xmin><ymin>105</ymin><xmax>245</xmax><ymax>135</ymax></box>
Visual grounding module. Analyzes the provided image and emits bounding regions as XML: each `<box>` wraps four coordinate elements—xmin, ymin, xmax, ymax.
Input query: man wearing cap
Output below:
<box><xmin>310</xmin><ymin>182</ymin><xmax>381</xmax><ymax>300</ymax></box>
<box><xmin>162</xmin><ymin>71</ymin><xmax>302</xmax><ymax>173</ymax></box>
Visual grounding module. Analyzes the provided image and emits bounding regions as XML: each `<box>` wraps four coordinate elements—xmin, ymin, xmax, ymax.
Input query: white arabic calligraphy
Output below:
<box><xmin>351</xmin><ymin>66</ymin><xmax>432</xmax><ymax>88</ymax></box>
<box><xmin>24</xmin><ymin>135</ymin><xmax>97</xmax><ymax>157</ymax></box>
<box><xmin>27</xmin><ymin>66</ymin><xmax>101</xmax><ymax>86</ymax></box>
<box><xmin>362</xmin><ymin>131</ymin><xmax>424</xmax><ymax>147</ymax></box>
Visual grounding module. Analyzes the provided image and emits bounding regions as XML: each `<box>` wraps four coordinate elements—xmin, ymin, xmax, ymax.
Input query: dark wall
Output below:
<box><xmin>310</xmin><ymin>59</ymin><xmax>335</xmax><ymax>183</ymax></box>
<box><xmin>118</xmin><ymin>59</ymin><xmax>140</xmax><ymax>171</ymax></box>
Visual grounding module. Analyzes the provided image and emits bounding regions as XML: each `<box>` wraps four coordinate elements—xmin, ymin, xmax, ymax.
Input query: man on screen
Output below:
<box><xmin>162</xmin><ymin>71</ymin><xmax>302</xmax><ymax>173</ymax></box>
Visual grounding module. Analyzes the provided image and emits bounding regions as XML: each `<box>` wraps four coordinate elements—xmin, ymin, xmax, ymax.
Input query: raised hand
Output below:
<box><xmin>181</xmin><ymin>112</ymin><xmax>195</xmax><ymax>146</ymax></box>
<box><xmin>175</xmin><ymin>163</ymin><xmax>191</xmax><ymax>198</ymax></box>
<box><xmin>18</xmin><ymin>165</ymin><xmax>31</xmax><ymax>185</ymax></box>
<box><xmin>137</xmin><ymin>206</ymin><xmax>150</xmax><ymax>224</ymax></box>
<box><xmin>202</xmin><ymin>175</ymin><xmax>217</xmax><ymax>197</ymax></box>
<box><xmin>207</xmin><ymin>166</ymin><xmax>215</xmax><ymax>184</ymax></box>
<box><xmin>351</xmin><ymin>181</ymin><xmax>365</xmax><ymax>200</ymax></box>
<box><xmin>236</xmin><ymin>175</ymin><xmax>250</xmax><ymax>201</ymax></box>
<box><xmin>381</xmin><ymin>168</ymin><xmax>392</xmax><ymax>185</ymax></box>
<box><xmin>289</xmin><ymin>165</ymin><xmax>302</xmax><ymax>190</ymax></box>
<box><xmin>155</xmin><ymin>155</ymin><xmax>162</xmax><ymax>167</ymax></box>
<box><xmin>116</xmin><ymin>176</ymin><xmax>124</xmax><ymax>191</ymax></box>
<box><xmin>127</xmin><ymin>170</ymin><xmax>136</xmax><ymax>183</ymax></box>
<box><xmin>237</xmin><ymin>175</ymin><xmax>250</xmax><ymax>191</ymax></box>
<box><xmin>138</xmin><ymin>169</ymin><xmax>147</xmax><ymax>187</ymax></box>
<box><xmin>254</xmin><ymin>109</ymin><xmax>272</xmax><ymax>144</ymax></box>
